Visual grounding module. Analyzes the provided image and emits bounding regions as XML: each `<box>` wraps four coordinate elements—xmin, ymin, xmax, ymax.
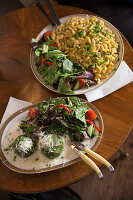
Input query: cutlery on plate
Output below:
<box><xmin>70</xmin><ymin>141</ymin><xmax>114</xmax><ymax>172</ymax></box>
<box><xmin>71</xmin><ymin>144</ymin><xmax>103</xmax><ymax>179</ymax></box>
<box><xmin>56</xmin><ymin>117</ymin><xmax>114</xmax><ymax>177</ymax></box>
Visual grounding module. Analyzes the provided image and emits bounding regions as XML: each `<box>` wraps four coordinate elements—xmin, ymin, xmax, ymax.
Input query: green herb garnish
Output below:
<box><xmin>112</xmin><ymin>68</ymin><xmax>117</xmax><ymax>71</ymax></box>
<box><xmin>13</xmin><ymin>155</ymin><xmax>17</xmax><ymax>161</ymax></box>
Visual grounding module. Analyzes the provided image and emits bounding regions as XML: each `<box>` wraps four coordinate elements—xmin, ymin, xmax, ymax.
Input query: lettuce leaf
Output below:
<box><xmin>45</xmin><ymin>50</ymin><xmax>66</xmax><ymax>60</ymax></box>
<box><xmin>58</xmin><ymin>78</ymin><xmax>71</xmax><ymax>93</ymax></box>
<box><xmin>62</xmin><ymin>59</ymin><xmax>73</xmax><ymax>74</ymax></box>
<box><xmin>38</xmin><ymin>64</ymin><xmax>59</xmax><ymax>85</ymax></box>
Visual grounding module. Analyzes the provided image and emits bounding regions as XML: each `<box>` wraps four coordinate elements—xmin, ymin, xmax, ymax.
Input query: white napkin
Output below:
<box><xmin>0</xmin><ymin>97</ymin><xmax>31</xmax><ymax>127</ymax></box>
<box><xmin>85</xmin><ymin>61</ymin><xmax>133</xmax><ymax>102</ymax></box>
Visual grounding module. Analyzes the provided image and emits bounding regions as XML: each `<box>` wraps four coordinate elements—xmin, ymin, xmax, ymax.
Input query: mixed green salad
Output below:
<box><xmin>19</xmin><ymin>97</ymin><xmax>100</xmax><ymax>141</ymax></box>
<box><xmin>30</xmin><ymin>31</ymin><xmax>96</xmax><ymax>94</ymax></box>
<box><xmin>4</xmin><ymin>97</ymin><xmax>101</xmax><ymax>160</ymax></box>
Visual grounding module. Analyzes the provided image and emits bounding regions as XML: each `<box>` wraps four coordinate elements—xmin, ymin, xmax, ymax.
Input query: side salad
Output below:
<box><xmin>30</xmin><ymin>31</ymin><xmax>96</xmax><ymax>94</ymax></box>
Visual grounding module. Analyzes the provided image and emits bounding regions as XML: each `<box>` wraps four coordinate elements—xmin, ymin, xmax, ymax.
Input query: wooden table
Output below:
<box><xmin>0</xmin><ymin>5</ymin><xmax>133</xmax><ymax>193</ymax></box>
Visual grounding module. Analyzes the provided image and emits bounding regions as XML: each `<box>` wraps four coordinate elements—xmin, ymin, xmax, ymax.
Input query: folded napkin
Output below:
<box><xmin>85</xmin><ymin>61</ymin><xmax>133</xmax><ymax>102</ymax></box>
<box><xmin>0</xmin><ymin>97</ymin><xmax>31</xmax><ymax>127</ymax></box>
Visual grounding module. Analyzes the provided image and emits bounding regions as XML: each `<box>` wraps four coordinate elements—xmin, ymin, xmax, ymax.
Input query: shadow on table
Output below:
<box><xmin>9</xmin><ymin>187</ymin><xmax>81</xmax><ymax>200</ymax></box>
<box><xmin>58</xmin><ymin>0</ymin><xmax>133</xmax><ymax>47</ymax></box>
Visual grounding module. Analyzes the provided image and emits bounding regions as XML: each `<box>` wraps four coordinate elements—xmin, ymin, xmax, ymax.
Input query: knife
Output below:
<box><xmin>70</xmin><ymin>144</ymin><xmax>103</xmax><ymax>179</ymax></box>
<box><xmin>71</xmin><ymin>141</ymin><xmax>114</xmax><ymax>172</ymax></box>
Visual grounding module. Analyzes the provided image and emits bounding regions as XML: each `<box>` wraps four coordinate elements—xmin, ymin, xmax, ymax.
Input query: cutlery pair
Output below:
<box><xmin>70</xmin><ymin>141</ymin><xmax>114</xmax><ymax>179</ymax></box>
<box><xmin>36</xmin><ymin>0</ymin><xmax>61</xmax><ymax>27</ymax></box>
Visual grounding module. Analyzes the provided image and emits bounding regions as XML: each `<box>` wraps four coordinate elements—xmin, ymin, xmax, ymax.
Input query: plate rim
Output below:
<box><xmin>30</xmin><ymin>14</ymin><xmax>124</xmax><ymax>95</ymax></box>
<box><xmin>0</xmin><ymin>97</ymin><xmax>104</xmax><ymax>174</ymax></box>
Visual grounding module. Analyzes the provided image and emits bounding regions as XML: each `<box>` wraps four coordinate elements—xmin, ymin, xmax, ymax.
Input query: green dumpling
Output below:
<box><xmin>12</xmin><ymin>135</ymin><xmax>37</xmax><ymax>158</ymax></box>
<box><xmin>41</xmin><ymin>135</ymin><xmax>64</xmax><ymax>159</ymax></box>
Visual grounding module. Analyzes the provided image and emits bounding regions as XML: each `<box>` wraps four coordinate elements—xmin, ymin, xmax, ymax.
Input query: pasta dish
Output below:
<box><xmin>51</xmin><ymin>16</ymin><xmax>119</xmax><ymax>84</ymax></box>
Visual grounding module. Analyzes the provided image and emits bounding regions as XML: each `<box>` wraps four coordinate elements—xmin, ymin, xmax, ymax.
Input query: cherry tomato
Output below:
<box><xmin>77</xmin><ymin>78</ymin><xmax>86</xmax><ymax>88</ymax></box>
<box><xmin>28</xmin><ymin>108</ymin><xmax>36</xmax><ymax>118</ymax></box>
<box><xmin>85</xmin><ymin>110</ymin><xmax>96</xmax><ymax>121</ymax></box>
<box><xmin>43</xmin><ymin>31</ymin><xmax>52</xmax><ymax>41</ymax></box>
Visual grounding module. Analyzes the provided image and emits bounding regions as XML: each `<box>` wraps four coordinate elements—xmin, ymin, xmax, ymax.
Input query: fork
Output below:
<box><xmin>71</xmin><ymin>144</ymin><xmax>103</xmax><ymax>179</ymax></box>
<box><xmin>70</xmin><ymin>141</ymin><xmax>114</xmax><ymax>179</ymax></box>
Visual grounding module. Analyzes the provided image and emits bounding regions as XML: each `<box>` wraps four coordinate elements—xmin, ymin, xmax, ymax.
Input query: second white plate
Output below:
<box><xmin>30</xmin><ymin>14</ymin><xmax>124</xmax><ymax>95</ymax></box>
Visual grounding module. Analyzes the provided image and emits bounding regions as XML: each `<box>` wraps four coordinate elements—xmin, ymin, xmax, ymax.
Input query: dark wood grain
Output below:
<box><xmin>0</xmin><ymin>5</ymin><xmax>133</xmax><ymax>193</ymax></box>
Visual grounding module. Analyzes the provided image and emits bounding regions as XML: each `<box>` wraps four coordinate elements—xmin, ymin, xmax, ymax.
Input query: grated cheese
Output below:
<box><xmin>18</xmin><ymin>138</ymin><xmax>33</xmax><ymax>153</ymax></box>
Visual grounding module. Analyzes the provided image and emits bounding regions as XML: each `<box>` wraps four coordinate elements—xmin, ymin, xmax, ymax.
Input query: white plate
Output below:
<box><xmin>0</xmin><ymin>98</ymin><xmax>104</xmax><ymax>174</ymax></box>
<box><xmin>30</xmin><ymin>14</ymin><xmax>124</xmax><ymax>95</ymax></box>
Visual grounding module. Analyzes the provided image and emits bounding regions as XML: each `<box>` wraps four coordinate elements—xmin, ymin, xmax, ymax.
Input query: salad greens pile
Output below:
<box><xmin>19</xmin><ymin>97</ymin><xmax>100</xmax><ymax>142</ymax></box>
<box><xmin>30</xmin><ymin>36</ymin><xmax>96</xmax><ymax>94</ymax></box>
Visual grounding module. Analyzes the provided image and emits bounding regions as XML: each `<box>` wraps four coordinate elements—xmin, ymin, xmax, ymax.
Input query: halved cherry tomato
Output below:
<box><xmin>28</xmin><ymin>108</ymin><xmax>36</xmax><ymax>118</ymax></box>
<box><xmin>85</xmin><ymin>110</ymin><xmax>96</xmax><ymax>121</ymax></box>
<box><xmin>77</xmin><ymin>78</ymin><xmax>86</xmax><ymax>88</ymax></box>
<box><xmin>43</xmin><ymin>31</ymin><xmax>52</xmax><ymax>41</ymax></box>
